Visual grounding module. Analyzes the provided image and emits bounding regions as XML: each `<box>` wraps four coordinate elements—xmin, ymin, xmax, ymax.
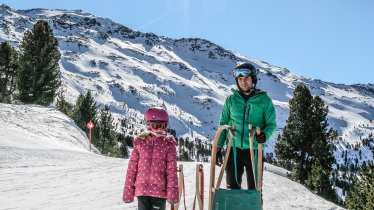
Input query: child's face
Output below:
<box><xmin>149</xmin><ymin>121</ymin><xmax>168</xmax><ymax>131</ymax></box>
<box><xmin>147</xmin><ymin>121</ymin><xmax>168</xmax><ymax>136</ymax></box>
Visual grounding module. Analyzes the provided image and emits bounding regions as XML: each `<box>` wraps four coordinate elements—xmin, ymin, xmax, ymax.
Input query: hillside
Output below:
<box><xmin>0</xmin><ymin>4</ymin><xmax>373</xmax><ymax>173</ymax></box>
<box><xmin>0</xmin><ymin>103</ymin><xmax>344</xmax><ymax>209</ymax></box>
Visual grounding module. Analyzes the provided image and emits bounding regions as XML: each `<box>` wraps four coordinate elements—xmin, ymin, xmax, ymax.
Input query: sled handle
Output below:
<box><xmin>215</xmin><ymin>125</ymin><xmax>235</xmax><ymax>190</ymax></box>
<box><xmin>256</xmin><ymin>127</ymin><xmax>263</xmax><ymax>191</ymax></box>
<box><xmin>249</xmin><ymin>124</ymin><xmax>257</xmax><ymax>188</ymax></box>
<box><xmin>249</xmin><ymin>125</ymin><xmax>264</xmax><ymax>192</ymax></box>
<box><xmin>173</xmin><ymin>164</ymin><xmax>186</xmax><ymax>210</ymax></box>
<box><xmin>208</xmin><ymin>125</ymin><xmax>233</xmax><ymax>210</ymax></box>
<box><xmin>192</xmin><ymin>164</ymin><xmax>204</xmax><ymax>210</ymax></box>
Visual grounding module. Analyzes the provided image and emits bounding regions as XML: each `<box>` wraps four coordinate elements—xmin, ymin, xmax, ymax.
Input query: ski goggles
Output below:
<box><xmin>148</xmin><ymin>121</ymin><xmax>168</xmax><ymax>131</ymax></box>
<box><xmin>232</xmin><ymin>68</ymin><xmax>255</xmax><ymax>78</ymax></box>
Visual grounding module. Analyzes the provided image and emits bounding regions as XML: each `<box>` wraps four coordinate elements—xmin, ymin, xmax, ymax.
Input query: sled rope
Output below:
<box><xmin>232</xmin><ymin>139</ymin><xmax>242</xmax><ymax>188</ymax></box>
<box><xmin>249</xmin><ymin>125</ymin><xmax>263</xmax><ymax>191</ymax></box>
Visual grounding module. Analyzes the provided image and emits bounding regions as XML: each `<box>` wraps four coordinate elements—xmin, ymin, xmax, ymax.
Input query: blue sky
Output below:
<box><xmin>1</xmin><ymin>0</ymin><xmax>373</xmax><ymax>84</ymax></box>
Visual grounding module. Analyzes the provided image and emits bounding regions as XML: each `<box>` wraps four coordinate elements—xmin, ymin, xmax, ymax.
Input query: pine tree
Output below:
<box><xmin>345</xmin><ymin>163</ymin><xmax>374</xmax><ymax>209</ymax></box>
<box><xmin>275</xmin><ymin>84</ymin><xmax>314</xmax><ymax>183</ymax></box>
<box><xmin>168</xmin><ymin>128</ymin><xmax>177</xmax><ymax>139</ymax></box>
<box><xmin>125</xmin><ymin>134</ymin><xmax>134</xmax><ymax>148</ymax></box>
<box><xmin>117</xmin><ymin>133</ymin><xmax>129</xmax><ymax>158</ymax></box>
<box><xmin>56</xmin><ymin>90</ymin><xmax>74</xmax><ymax>117</ymax></box>
<box><xmin>178</xmin><ymin>137</ymin><xmax>183</xmax><ymax>159</ymax></box>
<box><xmin>0</xmin><ymin>41</ymin><xmax>18</xmax><ymax>103</ymax></box>
<box><xmin>276</xmin><ymin>84</ymin><xmax>338</xmax><ymax>201</ymax></box>
<box><xmin>307</xmin><ymin>160</ymin><xmax>338</xmax><ymax>202</ymax></box>
<box><xmin>73</xmin><ymin>91</ymin><xmax>97</xmax><ymax>129</ymax></box>
<box><xmin>17</xmin><ymin>20</ymin><xmax>61</xmax><ymax>106</ymax></box>
<box><xmin>308</xmin><ymin>96</ymin><xmax>337</xmax><ymax>199</ymax></box>
<box><xmin>98</xmin><ymin>104</ymin><xmax>117</xmax><ymax>155</ymax></box>
<box><xmin>73</xmin><ymin>90</ymin><xmax>99</xmax><ymax>142</ymax></box>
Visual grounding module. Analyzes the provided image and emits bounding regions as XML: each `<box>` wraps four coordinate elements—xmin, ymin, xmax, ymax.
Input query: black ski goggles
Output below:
<box><xmin>232</xmin><ymin>68</ymin><xmax>255</xmax><ymax>78</ymax></box>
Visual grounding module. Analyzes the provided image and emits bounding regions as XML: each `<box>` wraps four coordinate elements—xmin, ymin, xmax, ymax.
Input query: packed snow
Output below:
<box><xmin>0</xmin><ymin>103</ymin><xmax>344</xmax><ymax>209</ymax></box>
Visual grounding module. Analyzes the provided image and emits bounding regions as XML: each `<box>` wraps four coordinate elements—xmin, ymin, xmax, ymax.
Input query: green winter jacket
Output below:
<box><xmin>217</xmin><ymin>88</ymin><xmax>277</xmax><ymax>149</ymax></box>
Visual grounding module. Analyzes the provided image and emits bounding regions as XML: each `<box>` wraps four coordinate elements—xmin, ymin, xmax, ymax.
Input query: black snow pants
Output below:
<box><xmin>225</xmin><ymin>148</ymin><xmax>263</xmax><ymax>190</ymax></box>
<box><xmin>137</xmin><ymin>196</ymin><xmax>166</xmax><ymax>210</ymax></box>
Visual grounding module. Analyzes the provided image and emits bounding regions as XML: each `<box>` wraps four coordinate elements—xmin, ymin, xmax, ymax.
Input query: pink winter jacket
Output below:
<box><xmin>123</xmin><ymin>133</ymin><xmax>179</xmax><ymax>203</ymax></box>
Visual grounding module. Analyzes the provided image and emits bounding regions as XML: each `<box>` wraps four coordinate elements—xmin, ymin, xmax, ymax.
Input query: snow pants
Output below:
<box><xmin>137</xmin><ymin>196</ymin><xmax>166</xmax><ymax>210</ymax></box>
<box><xmin>225</xmin><ymin>148</ymin><xmax>263</xmax><ymax>190</ymax></box>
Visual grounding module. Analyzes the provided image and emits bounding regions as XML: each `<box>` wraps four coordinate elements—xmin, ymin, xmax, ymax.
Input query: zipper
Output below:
<box><xmin>237</xmin><ymin>89</ymin><xmax>259</xmax><ymax>149</ymax></box>
<box><xmin>147</xmin><ymin>138</ymin><xmax>155</xmax><ymax>186</ymax></box>
<box><xmin>240</xmin><ymin>100</ymin><xmax>248</xmax><ymax>149</ymax></box>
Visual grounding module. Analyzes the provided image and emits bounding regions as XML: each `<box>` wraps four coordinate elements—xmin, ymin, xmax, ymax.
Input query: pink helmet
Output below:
<box><xmin>144</xmin><ymin>107</ymin><xmax>169</xmax><ymax>136</ymax></box>
<box><xmin>144</xmin><ymin>107</ymin><xmax>169</xmax><ymax>122</ymax></box>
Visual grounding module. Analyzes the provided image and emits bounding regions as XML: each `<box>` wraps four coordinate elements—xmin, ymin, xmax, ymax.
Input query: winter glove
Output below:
<box><xmin>216</xmin><ymin>148</ymin><xmax>223</xmax><ymax>167</ymax></box>
<box><xmin>256</xmin><ymin>132</ymin><xmax>266</xmax><ymax>144</ymax></box>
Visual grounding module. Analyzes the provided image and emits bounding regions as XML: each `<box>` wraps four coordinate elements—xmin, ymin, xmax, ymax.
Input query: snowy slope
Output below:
<box><xmin>0</xmin><ymin>104</ymin><xmax>93</xmax><ymax>152</ymax></box>
<box><xmin>0</xmin><ymin>103</ymin><xmax>344</xmax><ymax>209</ymax></box>
<box><xmin>0</xmin><ymin>4</ymin><xmax>373</xmax><ymax>167</ymax></box>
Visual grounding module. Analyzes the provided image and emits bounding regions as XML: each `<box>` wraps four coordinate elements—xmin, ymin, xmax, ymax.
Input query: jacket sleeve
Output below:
<box><xmin>217</xmin><ymin>97</ymin><xmax>230</xmax><ymax>148</ymax></box>
<box><xmin>123</xmin><ymin>140</ymin><xmax>140</xmax><ymax>202</ymax></box>
<box><xmin>262</xmin><ymin>97</ymin><xmax>277</xmax><ymax>144</ymax></box>
<box><xmin>166</xmin><ymin>139</ymin><xmax>179</xmax><ymax>203</ymax></box>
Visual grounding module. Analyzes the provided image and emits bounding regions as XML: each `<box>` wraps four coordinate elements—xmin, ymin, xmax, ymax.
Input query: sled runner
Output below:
<box><xmin>172</xmin><ymin>164</ymin><xmax>186</xmax><ymax>210</ymax></box>
<box><xmin>208</xmin><ymin>124</ymin><xmax>264</xmax><ymax>210</ymax></box>
<box><xmin>172</xmin><ymin>164</ymin><xmax>204</xmax><ymax>210</ymax></box>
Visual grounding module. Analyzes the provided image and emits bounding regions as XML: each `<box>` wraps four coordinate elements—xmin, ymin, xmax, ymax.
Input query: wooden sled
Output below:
<box><xmin>208</xmin><ymin>124</ymin><xmax>264</xmax><ymax>210</ymax></box>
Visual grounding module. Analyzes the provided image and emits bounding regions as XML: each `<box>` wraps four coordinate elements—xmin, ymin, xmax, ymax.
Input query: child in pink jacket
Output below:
<box><xmin>123</xmin><ymin>107</ymin><xmax>178</xmax><ymax>210</ymax></box>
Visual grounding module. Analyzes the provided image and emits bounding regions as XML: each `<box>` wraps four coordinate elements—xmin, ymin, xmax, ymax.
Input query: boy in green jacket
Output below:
<box><xmin>217</xmin><ymin>62</ymin><xmax>277</xmax><ymax>189</ymax></box>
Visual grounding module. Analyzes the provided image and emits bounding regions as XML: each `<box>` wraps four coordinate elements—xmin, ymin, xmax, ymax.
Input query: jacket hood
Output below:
<box><xmin>137</xmin><ymin>132</ymin><xmax>176</xmax><ymax>145</ymax></box>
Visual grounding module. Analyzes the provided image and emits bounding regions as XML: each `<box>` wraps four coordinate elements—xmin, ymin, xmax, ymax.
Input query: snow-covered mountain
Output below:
<box><xmin>0</xmin><ymin>4</ymin><xmax>373</xmax><ymax>167</ymax></box>
<box><xmin>0</xmin><ymin>103</ymin><xmax>344</xmax><ymax>209</ymax></box>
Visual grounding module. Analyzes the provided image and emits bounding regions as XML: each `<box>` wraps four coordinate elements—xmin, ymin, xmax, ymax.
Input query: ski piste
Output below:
<box><xmin>0</xmin><ymin>103</ymin><xmax>348</xmax><ymax>209</ymax></box>
<box><xmin>208</xmin><ymin>124</ymin><xmax>264</xmax><ymax>210</ymax></box>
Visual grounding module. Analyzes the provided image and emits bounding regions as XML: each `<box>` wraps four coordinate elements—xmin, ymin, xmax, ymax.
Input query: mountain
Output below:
<box><xmin>0</xmin><ymin>4</ymin><xmax>373</xmax><ymax>171</ymax></box>
<box><xmin>0</xmin><ymin>103</ymin><xmax>344</xmax><ymax>209</ymax></box>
